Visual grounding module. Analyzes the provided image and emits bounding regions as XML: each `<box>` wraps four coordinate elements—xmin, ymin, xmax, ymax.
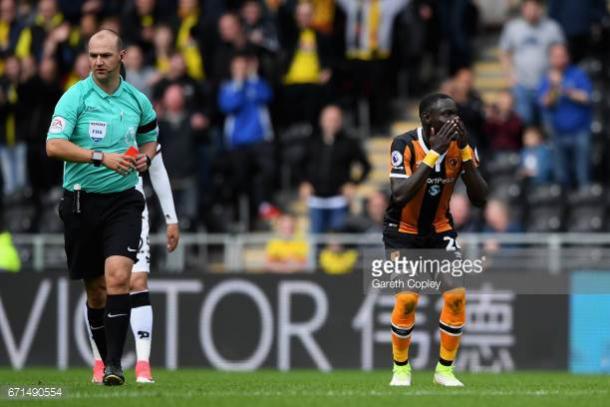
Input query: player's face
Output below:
<box><xmin>428</xmin><ymin>98</ymin><xmax>459</xmax><ymax>134</ymax></box>
<box><xmin>88</xmin><ymin>35</ymin><xmax>123</xmax><ymax>82</ymax></box>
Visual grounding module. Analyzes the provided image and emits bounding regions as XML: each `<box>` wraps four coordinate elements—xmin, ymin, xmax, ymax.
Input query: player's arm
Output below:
<box><xmin>391</xmin><ymin>122</ymin><xmax>456</xmax><ymax>206</ymax></box>
<box><xmin>148</xmin><ymin>148</ymin><xmax>180</xmax><ymax>252</ymax></box>
<box><xmin>456</xmin><ymin>119</ymin><xmax>488</xmax><ymax>207</ymax></box>
<box><xmin>391</xmin><ymin>161</ymin><xmax>433</xmax><ymax>206</ymax></box>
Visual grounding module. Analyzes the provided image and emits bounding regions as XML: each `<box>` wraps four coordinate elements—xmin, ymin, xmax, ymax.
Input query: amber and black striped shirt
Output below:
<box><xmin>384</xmin><ymin>127</ymin><xmax>479</xmax><ymax>236</ymax></box>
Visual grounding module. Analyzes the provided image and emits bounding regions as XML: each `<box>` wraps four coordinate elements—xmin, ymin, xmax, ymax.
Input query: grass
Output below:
<box><xmin>0</xmin><ymin>369</ymin><xmax>609</xmax><ymax>406</ymax></box>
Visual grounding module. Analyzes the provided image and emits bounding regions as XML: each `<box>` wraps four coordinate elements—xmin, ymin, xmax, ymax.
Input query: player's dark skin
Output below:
<box><xmin>391</xmin><ymin>98</ymin><xmax>488</xmax><ymax>207</ymax></box>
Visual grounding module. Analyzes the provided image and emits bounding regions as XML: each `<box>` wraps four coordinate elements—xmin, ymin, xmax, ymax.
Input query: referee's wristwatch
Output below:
<box><xmin>91</xmin><ymin>151</ymin><xmax>104</xmax><ymax>167</ymax></box>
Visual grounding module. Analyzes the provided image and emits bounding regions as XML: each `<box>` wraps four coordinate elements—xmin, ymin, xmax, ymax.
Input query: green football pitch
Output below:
<box><xmin>0</xmin><ymin>369</ymin><xmax>609</xmax><ymax>406</ymax></box>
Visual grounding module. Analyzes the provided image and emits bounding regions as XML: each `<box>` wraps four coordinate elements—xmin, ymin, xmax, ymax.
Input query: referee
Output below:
<box><xmin>46</xmin><ymin>29</ymin><xmax>158</xmax><ymax>386</ymax></box>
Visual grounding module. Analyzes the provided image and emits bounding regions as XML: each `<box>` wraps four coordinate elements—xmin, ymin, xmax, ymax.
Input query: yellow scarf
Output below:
<box><xmin>5</xmin><ymin>85</ymin><xmax>17</xmax><ymax>145</ymax></box>
<box><xmin>368</xmin><ymin>0</ymin><xmax>380</xmax><ymax>51</ymax></box>
<box><xmin>177</xmin><ymin>13</ymin><xmax>204</xmax><ymax>80</ymax></box>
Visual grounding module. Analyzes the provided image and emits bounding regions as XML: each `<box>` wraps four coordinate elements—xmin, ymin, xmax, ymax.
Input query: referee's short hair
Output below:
<box><xmin>419</xmin><ymin>93</ymin><xmax>453</xmax><ymax>118</ymax></box>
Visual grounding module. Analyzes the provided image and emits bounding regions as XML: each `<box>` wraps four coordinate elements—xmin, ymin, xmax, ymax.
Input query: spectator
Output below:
<box><xmin>241</xmin><ymin>0</ymin><xmax>280</xmax><ymax>55</ymax></box>
<box><xmin>438</xmin><ymin>0</ymin><xmax>479</xmax><ymax>75</ymax></box>
<box><xmin>0</xmin><ymin>55</ymin><xmax>26</xmax><ymax>196</ymax></box>
<box><xmin>446</xmin><ymin>69</ymin><xmax>486</xmax><ymax>153</ymax></box>
<box><xmin>124</xmin><ymin>44</ymin><xmax>160</xmax><ymax>99</ymax></box>
<box><xmin>240</xmin><ymin>0</ymin><xmax>280</xmax><ymax>80</ymax></box>
<box><xmin>0</xmin><ymin>0</ymin><xmax>25</xmax><ymax>72</ymax></box>
<box><xmin>21</xmin><ymin>57</ymin><xmax>62</xmax><ymax>204</ymax></box>
<box><xmin>16</xmin><ymin>0</ymin><xmax>65</xmax><ymax>62</ymax></box>
<box><xmin>278</xmin><ymin>0</ymin><xmax>333</xmax><ymax>128</ymax></box>
<box><xmin>265</xmin><ymin>213</ymin><xmax>309</xmax><ymax>273</ymax></box>
<box><xmin>319</xmin><ymin>234</ymin><xmax>358</xmax><ymax>275</ymax></box>
<box><xmin>300</xmin><ymin>104</ymin><xmax>371</xmax><ymax>234</ymax></box>
<box><xmin>482</xmin><ymin>198</ymin><xmax>523</xmax><ymax>252</ymax></box>
<box><xmin>172</xmin><ymin>0</ymin><xmax>207</xmax><ymax>81</ymax></box>
<box><xmin>484</xmin><ymin>199</ymin><xmax>513</xmax><ymax>234</ymax></box>
<box><xmin>395</xmin><ymin>0</ymin><xmax>442</xmax><ymax>97</ymax></box>
<box><xmin>158</xmin><ymin>84</ymin><xmax>199</xmax><ymax>227</ymax></box>
<box><xmin>450</xmin><ymin>192</ymin><xmax>480</xmax><ymax>233</ymax></box>
<box><xmin>499</xmin><ymin>0</ymin><xmax>564</xmax><ymax>126</ymax></box>
<box><xmin>210</xmin><ymin>12</ymin><xmax>251</xmax><ymax>82</ymax></box>
<box><xmin>150</xmin><ymin>23</ymin><xmax>174</xmax><ymax>76</ymax></box>
<box><xmin>218</xmin><ymin>51</ymin><xmax>278</xmax><ymax>222</ymax></box>
<box><xmin>483</xmin><ymin>90</ymin><xmax>524</xmax><ymax>154</ymax></box>
<box><xmin>153</xmin><ymin>53</ymin><xmax>208</xmax><ymax>114</ymax></box>
<box><xmin>336</xmin><ymin>0</ymin><xmax>409</xmax><ymax>132</ymax></box>
<box><xmin>64</xmin><ymin>52</ymin><xmax>90</xmax><ymax>90</ymax></box>
<box><xmin>121</xmin><ymin>0</ymin><xmax>163</xmax><ymax>56</ymax></box>
<box><xmin>59</xmin><ymin>13</ymin><xmax>99</xmax><ymax>69</ymax></box>
<box><xmin>518</xmin><ymin>126</ymin><xmax>553</xmax><ymax>186</ymax></box>
<box><xmin>287</xmin><ymin>0</ymin><xmax>340</xmax><ymax>36</ymax></box>
<box><xmin>549</xmin><ymin>0</ymin><xmax>608</xmax><ymax>63</ymax></box>
<box><xmin>537</xmin><ymin>43</ymin><xmax>593</xmax><ymax>189</ymax></box>
<box><xmin>346</xmin><ymin>189</ymin><xmax>388</xmax><ymax>234</ymax></box>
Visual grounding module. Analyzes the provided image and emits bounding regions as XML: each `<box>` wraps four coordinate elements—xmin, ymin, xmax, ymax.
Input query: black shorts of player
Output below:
<box><xmin>383</xmin><ymin>226</ymin><xmax>463</xmax><ymax>292</ymax></box>
<box><xmin>383</xmin><ymin>226</ymin><xmax>459</xmax><ymax>251</ymax></box>
<box><xmin>59</xmin><ymin>188</ymin><xmax>145</xmax><ymax>280</ymax></box>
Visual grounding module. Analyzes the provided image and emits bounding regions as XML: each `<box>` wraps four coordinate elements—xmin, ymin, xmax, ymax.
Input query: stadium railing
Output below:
<box><xmin>11</xmin><ymin>233</ymin><xmax>610</xmax><ymax>274</ymax></box>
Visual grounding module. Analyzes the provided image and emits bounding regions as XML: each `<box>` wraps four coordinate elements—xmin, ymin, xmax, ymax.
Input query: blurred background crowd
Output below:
<box><xmin>1</xmin><ymin>0</ymin><xmax>610</xmax><ymax>274</ymax></box>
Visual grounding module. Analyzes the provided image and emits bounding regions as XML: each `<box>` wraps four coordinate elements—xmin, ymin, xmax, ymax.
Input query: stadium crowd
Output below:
<box><xmin>0</xmin><ymin>0</ymin><xmax>609</xmax><ymax>272</ymax></box>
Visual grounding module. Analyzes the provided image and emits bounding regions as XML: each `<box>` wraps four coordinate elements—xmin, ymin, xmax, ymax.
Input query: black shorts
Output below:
<box><xmin>382</xmin><ymin>227</ymin><xmax>463</xmax><ymax>292</ymax></box>
<box><xmin>383</xmin><ymin>227</ymin><xmax>459</xmax><ymax>251</ymax></box>
<box><xmin>59</xmin><ymin>188</ymin><xmax>145</xmax><ymax>280</ymax></box>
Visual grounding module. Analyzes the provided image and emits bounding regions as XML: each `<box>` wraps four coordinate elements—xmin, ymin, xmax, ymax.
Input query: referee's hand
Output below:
<box><xmin>135</xmin><ymin>154</ymin><xmax>150</xmax><ymax>173</ymax></box>
<box><xmin>102</xmin><ymin>153</ymin><xmax>137</xmax><ymax>175</ymax></box>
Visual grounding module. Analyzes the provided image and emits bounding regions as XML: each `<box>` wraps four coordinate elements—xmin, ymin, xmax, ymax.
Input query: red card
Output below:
<box><xmin>125</xmin><ymin>146</ymin><xmax>139</xmax><ymax>157</ymax></box>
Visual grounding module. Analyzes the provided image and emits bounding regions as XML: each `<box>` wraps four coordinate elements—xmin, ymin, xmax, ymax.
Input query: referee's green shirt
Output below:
<box><xmin>46</xmin><ymin>74</ymin><xmax>158</xmax><ymax>193</ymax></box>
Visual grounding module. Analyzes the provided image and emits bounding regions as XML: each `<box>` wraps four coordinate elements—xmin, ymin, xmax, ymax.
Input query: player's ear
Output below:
<box><xmin>421</xmin><ymin>111</ymin><xmax>431</xmax><ymax>126</ymax></box>
<box><xmin>119</xmin><ymin>49</ymin><xmax>126</xmax><ymax>61</ymax></box>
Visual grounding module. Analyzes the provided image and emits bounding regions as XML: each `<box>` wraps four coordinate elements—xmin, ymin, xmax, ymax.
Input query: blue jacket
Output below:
<box><xmin>537</xmin><ymin>66</ymin><xmax>593</xmax><ymax>134</ymax></box>
<box><xmin>218</xmin><ymin>76</ymin><xmax>273</xmax><ymax>149</ymax></box>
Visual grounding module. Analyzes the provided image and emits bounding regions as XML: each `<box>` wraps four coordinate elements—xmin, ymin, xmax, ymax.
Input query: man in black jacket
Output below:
<box><xmin>300</xmin><ymin>104</ymin><xmax>371</xmax><ymax>233</ymax></box>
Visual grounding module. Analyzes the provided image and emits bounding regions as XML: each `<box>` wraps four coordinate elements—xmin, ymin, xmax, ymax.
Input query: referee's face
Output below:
<box><xmin>88</xmin><ymin>34</ymin><xmax>122</xmax><ymax>83</ymax></box>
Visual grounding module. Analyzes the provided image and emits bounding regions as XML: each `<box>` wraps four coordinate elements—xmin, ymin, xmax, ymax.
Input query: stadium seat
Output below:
<box><xmin>525</xmin><ymin>206</ymin><xmax>563</xmax><ymax>233</ymax></box>
<box><xmin>4</xmin><ymin>205</ymin><xmax>36</xmax><ymax>233</ymax></box>
<box><xmin>566</xmin><ymin>205</ymin><xmax>606</xmax><ymax>233</ymax></box>
<box><xmin>280</xmin><ymin>123</ymin><xmax>313</xmax><ymax>189</ymax></box>
<box><xmin>38</xmin><ymin>206</ymin><xmax>63</xmax><ymax>233</ymax></box>
<box><xmin>526</xmin><ymin>184</ymin><xmax>564</xmax><ymax>206</ymax></box>
<box><xmin>567</xmin><ymin>183</ymin><xmax>605</xmax><ymax>206</ymax></box>
<box><xmin>490</xmin><ymin>179</ymin><xmax>522</xmax><ymax>203</ymax></box>
<box><xmin>486</xmin><ymin>152</ymin><xmax>521</xmax><ymax>176</ymax></box>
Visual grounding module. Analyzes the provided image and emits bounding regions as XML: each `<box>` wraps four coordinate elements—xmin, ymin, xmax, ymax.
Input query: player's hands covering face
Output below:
<box><xmin>430</xmin><ymin>119</ymin><xmax>459</xmax><ymax>154</ymax></box>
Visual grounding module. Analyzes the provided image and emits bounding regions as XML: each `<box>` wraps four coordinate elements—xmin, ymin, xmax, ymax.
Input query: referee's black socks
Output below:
<box><xmin>86</xmin><ymin>304</ymin><xmax>107</xmax><ymax>362</ymax></box>
<box><xmin>104</xmin><ymin>294</ymin><xmax>131</xmax><ymax>367</ymax></box>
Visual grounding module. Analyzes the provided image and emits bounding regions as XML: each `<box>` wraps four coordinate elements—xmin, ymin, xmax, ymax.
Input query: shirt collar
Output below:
<box><xmin>88</xmin><ymin>73</ymin><xmax>125</xmax><ymax>98</ymax></box>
